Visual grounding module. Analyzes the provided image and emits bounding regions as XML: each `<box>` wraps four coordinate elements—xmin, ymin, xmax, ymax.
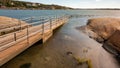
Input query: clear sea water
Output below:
<box><xmin>1</xmin><ymin>10</ymin><xmax>120</xmax><ymax>68</ymax></box>
<box><xmin>0</xmin><ymin>10</ymin><xmax>120</xmax><ymax>19</ymax></box>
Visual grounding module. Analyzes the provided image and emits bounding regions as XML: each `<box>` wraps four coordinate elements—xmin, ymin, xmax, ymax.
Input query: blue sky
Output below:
<box><xmin>20</xmin><ymin>0</ymin><xmax>120</xmax><ymax>8</ymax></box>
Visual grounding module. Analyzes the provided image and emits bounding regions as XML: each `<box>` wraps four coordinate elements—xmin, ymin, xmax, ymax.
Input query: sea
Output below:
<box><xmin>1</xmin><ymin>9</ymin><xmax>120</xmax><ymax>68</ymax></box>
<box><xmin>0</xmin><ymin>9</ymin><xmax>120</xmax><ymax>19</ymax></box>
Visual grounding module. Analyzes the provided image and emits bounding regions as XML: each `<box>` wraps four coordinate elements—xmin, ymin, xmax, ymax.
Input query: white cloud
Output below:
<box><xmin>96</xmin><ymin>0</ymin><xmax>101</xmax><ymax>1</ymax></box>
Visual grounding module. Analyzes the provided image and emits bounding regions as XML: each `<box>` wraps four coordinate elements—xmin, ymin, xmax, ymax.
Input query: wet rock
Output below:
<box><xmin>66</xmin><ymin>51</ymin><xmax>73</xmax><ymax>56</ymax></box>
<box><xmin>115</xmin><ymin>55</ymin><xmax>120</xmax><ymax>63</ymax></box>
<box><xmin>78</xmin><ymin>25</ymin><xmax>104</xmax><ymax>43</ymax></box>
<box><xmin>44</xmin><ymin>57</ymin><xmax>51</xmax><ymax>61</ymax></box>
<box><xmin>105</xmin><ymin>30</ymin><xmax>120</xmax><ymax>53</ymax></box>
<box><xmin>64</xmin><ymin>35</ymin><xmax>74</xmax><ymax>41</ymax></box>
<box><xmin>83</xmin><ymin>48</ymin><xmax>88</xmax><ymax>53</ymax></box>
<box><xmin>102</xmin><ymin>43</ymin><xmax>118</xmax><ymax>55</ymax></box>
<box><xmin>20</xmin><ymin>63</ymin><xmax>31</xmax><ymax>68</ymax></box>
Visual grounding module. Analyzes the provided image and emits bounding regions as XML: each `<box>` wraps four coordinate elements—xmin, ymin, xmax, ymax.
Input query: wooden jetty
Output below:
<box><xmin>0</xmin><ymin>15</ymin><xmax>69</xmax><ymax>66</ymax></box>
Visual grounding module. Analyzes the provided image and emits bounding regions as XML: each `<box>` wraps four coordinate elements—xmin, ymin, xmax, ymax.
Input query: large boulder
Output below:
<box><xmin>85</xmin><ymin>18</ymin><xmax>120</xmax><ymax>42</ymax></box>
<box><xmin>78</xmin><ymin>18</ymin><xmax>120</xmax><ymax>54</ymax></box>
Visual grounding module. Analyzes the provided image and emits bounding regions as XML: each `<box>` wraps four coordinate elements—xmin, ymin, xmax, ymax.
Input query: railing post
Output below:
<box><xmin>42</xmin><ymin>22</ymin><xmax>44</xmax><ymax>35</ymax></box>
<box><xmin>64</xmin><ymin>15</ymin><xmax>65</xmax><ymax>23</ymax></box>
<box><xmin>61</xmin><ymin>17</ymin><xmax>63</xmax><ymax>24</ymax></box>
<box><xmin>31</xmin><ymin>17</ymin><xmax>33</xmax><ymax>24</ymax></box>
<box><xmin>60</xmin><ymin>17</ymin><xmax>61</xmax><ymax>24</ymax></box>
<box><xmin>56</xmin><ymin>16</ymin><xmax>58</xmax><ymax>26</ymax></box>
<box><xmin>19</xmin><ymin>19</ymin><xmax>22</xmax><ymax>30</ymax></box>
<box><xmin>14</xmin><ymin>32</ymin><xmax>16</xmax><ymax>41</ymax></box>
<box><xmin>49</xmin><ymin>18</ymin><xmax>52</xmax><ymax>30</ymax></box>
<box><xmin>61</xmin><ymin>16</ymin><xmax>63</xmax><ymax>24</ymax></box>
<box><xmin>54</xmin><ymin>16</ymin><xmax>56</xmax><ymax>26</ymax></box>
<box><xmin>13</xmin><ymin>28</ymin><xmax>17</xmax><ymax>41</ymax></box>
<box><xmin>27</xmin><ymin>25</ymin><xmax>29</xmax><ymax>44</ymax></box>
<box><xmin>57</xmin><ymin>17</ymin><xmax>59</xmax><ymax>26</ymax></box>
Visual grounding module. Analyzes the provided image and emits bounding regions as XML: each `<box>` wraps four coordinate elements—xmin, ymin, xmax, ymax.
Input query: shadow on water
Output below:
<box><xmin>53</xmin><ymin>24</ymin><xmax>64</xmax><ymax>33</ymax></box>
<box><xmin>1</xmin><ymin>24</ymin><xmax>65</xmax><ymax>68</ymax></box>
<box><xmin>115</xmin><ymin>56</ymin><xmax>120</xmax><ymax>63</ymax></box>
<box><xmin>102</xmin><ymin>43</ymin><xmax>120</xmax><ymax>64</ymax></box>
<box><xmin>1</xmin><ymin>38</ymin><xmax>44</xmax><ymax>68</ymax></box>
<box><xmin>20</xmin><ymin>63</ymin><xmax>31</xmax><ymax>68</ymax></box>
<box><xmin>16</xmin><ymin>25</ymin><xmax>63</xmax><ymax>57</ymax></box>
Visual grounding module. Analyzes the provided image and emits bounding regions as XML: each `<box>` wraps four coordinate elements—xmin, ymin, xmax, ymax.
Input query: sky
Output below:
<box><xmin>20</xmin><ymin>0</ymin><xmax>120</xmax><ymax>8</ymax></box>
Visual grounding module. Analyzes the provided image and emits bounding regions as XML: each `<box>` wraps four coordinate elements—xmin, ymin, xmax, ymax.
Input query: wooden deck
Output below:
<box><xmin>0</xmin><ymin>15</ymin><xmax>69</xmax><ymax>66</ymax></box>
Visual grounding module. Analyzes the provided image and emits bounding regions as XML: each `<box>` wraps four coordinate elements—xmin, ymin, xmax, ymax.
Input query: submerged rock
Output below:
<box><xmin>66</xmin><ymin>51</ymin><xmax>73</xmax><ymax>56</ymax></box>
<box><xmin>20</xmin><ymin>63</ymin><xmax>31</xmax><ymax>68</ymax></box>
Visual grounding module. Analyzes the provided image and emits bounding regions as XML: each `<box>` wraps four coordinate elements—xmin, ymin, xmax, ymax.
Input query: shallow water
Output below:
<box><xmin>1</xmin><ymin>10</ymin><xmax>120</xmax><ymax>68</ymax></box>
<box><xmin>1</xmin><ymin>17</ymin><xmax>120</xmax><ymax>68</ymax></box>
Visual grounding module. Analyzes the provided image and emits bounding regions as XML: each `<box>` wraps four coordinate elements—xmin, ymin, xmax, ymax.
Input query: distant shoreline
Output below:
<box><xmin>0</xmin><ymin>8</ymin><xmax>72</xmax><ymax>10</ymax></box>
<box><xmin>0</xmin><ymin>7</ymin><xmax>120</xmax><ymax>10</ymax></box>
<box><xmin>74</xmin><ymin>8</ymin><xmax>120</xmax><ymax>10</ymax></box>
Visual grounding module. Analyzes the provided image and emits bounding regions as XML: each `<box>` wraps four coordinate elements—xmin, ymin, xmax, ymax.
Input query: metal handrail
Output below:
<box><xmin>0</xmin><ymin>16</ymin><xmax>57</xmax><ymax>33</ymax></box>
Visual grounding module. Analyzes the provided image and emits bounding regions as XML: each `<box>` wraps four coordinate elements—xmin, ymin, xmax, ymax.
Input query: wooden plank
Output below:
<box><xmin>0</xmin><ymin>16</ymin><xmax>69</xmax><ymax>66</ymax></box>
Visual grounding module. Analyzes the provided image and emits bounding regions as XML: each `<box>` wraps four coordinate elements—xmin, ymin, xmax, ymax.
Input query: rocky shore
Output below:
<box><xmin>77</xmin><ymin>18</ymin><xmax>120</xmax><ymax>55</ymax></box>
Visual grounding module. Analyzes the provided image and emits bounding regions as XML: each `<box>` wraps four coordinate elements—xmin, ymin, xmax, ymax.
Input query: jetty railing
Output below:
<box><xmin>0</xmin><ymin>15</ymin><xmax>70</xmax><ymax>52</ymax></box>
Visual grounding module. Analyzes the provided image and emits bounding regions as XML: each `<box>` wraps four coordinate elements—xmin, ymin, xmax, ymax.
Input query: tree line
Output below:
<box><xmin>0</xmin><ymin>0</ymin><xmax>72</xmax><ymax>10</ymax></box>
